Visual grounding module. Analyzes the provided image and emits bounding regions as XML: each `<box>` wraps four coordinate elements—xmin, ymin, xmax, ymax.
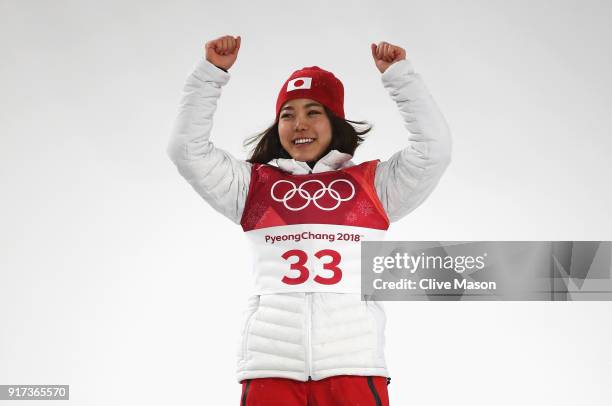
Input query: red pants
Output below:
<box><xmin>240</xmin><ymin>375</ymin><xmax>390</xmax><ymax>405</ymax></box>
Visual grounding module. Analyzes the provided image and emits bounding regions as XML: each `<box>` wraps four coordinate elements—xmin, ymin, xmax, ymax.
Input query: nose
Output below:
<box><xmin>294</xmin><ymin>115</ymin><xmax>308</xmax><ymax>132</ymax></box>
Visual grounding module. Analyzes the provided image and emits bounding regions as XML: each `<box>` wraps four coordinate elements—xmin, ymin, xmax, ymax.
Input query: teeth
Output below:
<box><xmin>294</xmin><ymin>138</ymin><xmax>314</xmax><ymax>145</ymax></box>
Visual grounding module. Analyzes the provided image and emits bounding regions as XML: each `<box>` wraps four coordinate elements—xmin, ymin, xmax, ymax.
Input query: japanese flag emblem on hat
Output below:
<box><xmin>286</xmin><ymin>77</ymin><xmax>312</xmax><ymax>92</ymax></box>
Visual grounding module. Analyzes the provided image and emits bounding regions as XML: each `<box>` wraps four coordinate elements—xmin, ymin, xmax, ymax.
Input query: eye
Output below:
<box><xmin>308</xmin><ymin>111</ymin><xmax>320</xmax><ymax>115</ymax></box>
<box><xmin>280</xmin><ymin>113</ymin><xmax>293</xmax><ymax>119</ymax></box>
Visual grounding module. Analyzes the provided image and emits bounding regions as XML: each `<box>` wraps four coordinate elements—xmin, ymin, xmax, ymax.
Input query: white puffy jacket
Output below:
<box><xmin>167</xmin><ymin>57</ymin><xmax>452</xmax><ymax>383</ymax></box>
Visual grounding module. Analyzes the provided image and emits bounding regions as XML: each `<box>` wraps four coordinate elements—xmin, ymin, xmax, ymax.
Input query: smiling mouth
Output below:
<box><xmin>293</xmin><ymin>138</ymin><xmax>315</xmax><ymax>145</ymax></box>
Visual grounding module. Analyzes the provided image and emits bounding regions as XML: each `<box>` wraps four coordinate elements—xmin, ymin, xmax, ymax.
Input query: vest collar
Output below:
<box><xmin>267</xmin><ymin>150</ymin><xmax>355</xmax><ymax>175</ymax></box>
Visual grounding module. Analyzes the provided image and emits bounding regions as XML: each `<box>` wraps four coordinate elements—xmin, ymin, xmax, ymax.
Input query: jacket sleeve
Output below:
<box><xmin>166</xmin><ymin>58</ymin><xmax>251</xmax><ymax>225</ymax></box>
<box><xmin>374</xmin><ymin>59</ymin><xmax>452</xmax><ymax>222</ymax></box>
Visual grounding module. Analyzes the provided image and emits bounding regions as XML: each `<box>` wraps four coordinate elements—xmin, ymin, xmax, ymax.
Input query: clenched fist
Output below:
<box><xmin>204</xmin><ymin>35</ymin><xmax>241</xmax><ymax>71</ymax></box>
<box><xmin>370</xmin><ymin>41</ymin><xmax>406</xmax><ymax>74</ymax></box>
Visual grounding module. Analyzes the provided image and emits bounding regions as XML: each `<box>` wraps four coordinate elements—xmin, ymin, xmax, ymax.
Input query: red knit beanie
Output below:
<box><xmin>275</xmin><ymin>66</ymin><xmax>345</xmax><ymax>120</ymax></box>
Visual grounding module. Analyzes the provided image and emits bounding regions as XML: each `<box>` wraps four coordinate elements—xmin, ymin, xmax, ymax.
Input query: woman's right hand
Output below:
<box><xmin>204</xmin><ymin>35</ymin><xmax>241</xmax><ymax>71</ymax></box>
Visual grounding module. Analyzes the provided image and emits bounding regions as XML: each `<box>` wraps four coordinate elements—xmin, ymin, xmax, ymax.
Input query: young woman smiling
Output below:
<box><xmin>167</xmin><ymin>34</ymin><xmax>452</xmax><ymax>405</ymax></box>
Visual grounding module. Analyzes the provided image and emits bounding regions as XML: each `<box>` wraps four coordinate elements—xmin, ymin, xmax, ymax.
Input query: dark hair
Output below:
<box><xmin>244</xmin><ymin>106</ymin><xmax>373</xmax><ymax>164</ymax></box>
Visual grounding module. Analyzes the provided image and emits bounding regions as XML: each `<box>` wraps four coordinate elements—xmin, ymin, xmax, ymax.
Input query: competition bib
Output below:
<box><xmin>240</xmin><ymin>161</ymin><xmax>389</xmax><ymax>295</ymax></box>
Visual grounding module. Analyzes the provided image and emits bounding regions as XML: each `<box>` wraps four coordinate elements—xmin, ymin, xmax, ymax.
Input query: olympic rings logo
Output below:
<box><xmin>270</xmin><ymin>179</ymin><xmax>355</xmax><ymax>211</ymax></box>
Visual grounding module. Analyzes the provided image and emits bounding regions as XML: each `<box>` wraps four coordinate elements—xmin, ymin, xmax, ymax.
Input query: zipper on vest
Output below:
<box><xmin>305</xmin><ymin>292</ymin><xmax>313</xmax><ymax>380</ymax></box>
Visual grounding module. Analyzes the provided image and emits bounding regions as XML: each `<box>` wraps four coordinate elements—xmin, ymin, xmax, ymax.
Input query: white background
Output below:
<box><xmin>1</xmin><ymin>0</ymin><xmax>611</xmax><ymax>404</ymax></box>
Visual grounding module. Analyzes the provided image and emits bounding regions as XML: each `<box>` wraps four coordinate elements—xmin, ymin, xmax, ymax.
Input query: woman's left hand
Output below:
<box><xmin>371</xmin><ymin>41</ymin><xmax>406</xmax><ymax>73</ymax></box>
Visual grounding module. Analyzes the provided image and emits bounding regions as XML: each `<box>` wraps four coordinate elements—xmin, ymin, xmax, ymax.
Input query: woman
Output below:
<box><xmin>167</xmin><ymin>34</ymin><xmax>451</xmax><ymax>405</ymax></box>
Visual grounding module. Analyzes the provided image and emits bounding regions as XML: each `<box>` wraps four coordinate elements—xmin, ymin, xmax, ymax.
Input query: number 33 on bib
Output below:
<box><xmin>240</xmin><ymin>161</ymin><xmax>389</xmax><ymax>295</ymax></box>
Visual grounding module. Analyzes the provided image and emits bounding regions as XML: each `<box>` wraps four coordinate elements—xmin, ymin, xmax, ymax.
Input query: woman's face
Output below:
<box><xmin>278</xmin><ymin>98</ymin><xmax>332</xmax><ymax>162</ymax></box>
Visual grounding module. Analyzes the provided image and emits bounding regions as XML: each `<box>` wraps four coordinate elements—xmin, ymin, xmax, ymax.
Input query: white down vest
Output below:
<box><xmin>237</xmin><ymin>160</ymin><xmax>389</xmax><ymax>382</ymax></box>
<box><xmin>166</xmin><ymin>56</ymin><xmax>452</xmax><ymax>383</ymax></box>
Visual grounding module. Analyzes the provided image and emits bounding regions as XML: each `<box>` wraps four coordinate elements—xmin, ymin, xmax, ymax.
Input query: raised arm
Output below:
<box><xmin>370</xmin><ymin>41</ymin><xmax>452</xmax><ymax>222</ymax></box>
<box><xmin>167</xmin><ymin>35</ymin><xmax>251</xmax><ymax>225</ymax></box>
